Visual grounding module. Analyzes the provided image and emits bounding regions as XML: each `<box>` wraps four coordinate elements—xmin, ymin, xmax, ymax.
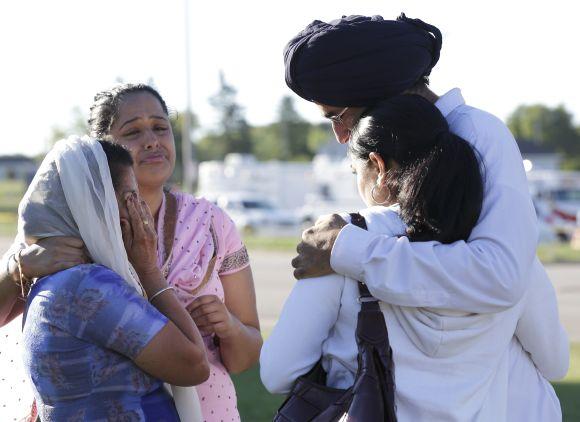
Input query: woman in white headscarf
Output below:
<box><xmin>18</xmin><ymin>136</ymin><xmax>208</xmax><ymax>421</ymax></box>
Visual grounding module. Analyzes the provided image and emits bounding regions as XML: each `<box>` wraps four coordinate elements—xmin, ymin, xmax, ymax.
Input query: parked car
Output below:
<box><xmin>204</xmin><ymin>192</ymin><xmax>301</xmax><ymax>235</ymax></box>
<box><xmin>533</xmin><ymin>188</ymin><xmax>580</xmax><ymax>242</ymax></box>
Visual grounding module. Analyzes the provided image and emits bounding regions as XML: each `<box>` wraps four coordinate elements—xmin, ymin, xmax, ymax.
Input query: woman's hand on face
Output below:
<box><xmin>121</xmin><ymin>193</ymin><xmax>159</xmax><ymax>278</ymax></box>
<box><xmin>20</xmin><ymin>237</ymin><xmax>89</xmax><ymax>279</ymax></box>
<box><xmin>187</xmin><ymin>295</ymin><xmax>240</xmax><ymax>339</ymax></box>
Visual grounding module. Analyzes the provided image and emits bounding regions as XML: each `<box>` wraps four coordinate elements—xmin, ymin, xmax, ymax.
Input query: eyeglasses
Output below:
<box><xmin>328</xmin><ymin>107</ymin><xmax>350</xmax><ymax>125</ymax></box>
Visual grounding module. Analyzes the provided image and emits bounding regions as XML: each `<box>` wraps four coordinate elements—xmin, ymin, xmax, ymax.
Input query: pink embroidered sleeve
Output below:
<box><xmin>215</xmin><ymin>208</ymin><xmax>250</xmax><ymax>276</ymax></box>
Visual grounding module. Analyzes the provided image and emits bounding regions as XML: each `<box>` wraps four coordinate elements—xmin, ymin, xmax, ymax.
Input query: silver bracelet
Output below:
<box><xmin>148</xmin><ymin>286</ymin><xmax>175</xmax><ymax>303</ymax></box>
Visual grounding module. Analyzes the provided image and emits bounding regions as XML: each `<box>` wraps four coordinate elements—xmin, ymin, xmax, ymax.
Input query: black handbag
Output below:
<box><xmin>273</xmin><ymin>213</ymin><xmax>397</xmax><ymax>422</ymax></box>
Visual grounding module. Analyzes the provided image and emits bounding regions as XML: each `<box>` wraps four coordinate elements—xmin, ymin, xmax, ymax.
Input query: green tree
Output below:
<box><xmin>251</xmin><ymin>125</ymin><xmax>283</xmax><ymax>161</ymax></box>
<box><xmin>48</xmin><ymin>106</ymin><xmax>89</xmax><ymax>146</ymax></box>
<box><xmin>195</xmin><ymin>133</ymin><xmax>230</xmax><ymax>162</ymax></box>
<box><xmin>251</xmin><ymin>97</ymin><xmax>330</xmax><ymax>161</ymax></box>
<box><xmin>507</xmin><ymin>104</ymin><xmax>580</xmax><ymax>158</ymax></box>
<box><xmin>206</xmin><ymin>71</ymin><xmax>253</xmax><ymax>156</ymax></box>
<box><xmin>307</xmin><ymin>123</ymin><xmax>334</xmax><ymax>155</ymax></box>
<box><xmin>277</xmin><ymin>96</ymin><xmax>310</xmax><ymax>160</ymax></box>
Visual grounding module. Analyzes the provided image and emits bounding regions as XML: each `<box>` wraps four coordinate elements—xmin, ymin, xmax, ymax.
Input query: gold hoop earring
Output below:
<box><xmin>371</xmin><ymin>184</ymin><xmax>389</xmax><ymax>205</ymax></box>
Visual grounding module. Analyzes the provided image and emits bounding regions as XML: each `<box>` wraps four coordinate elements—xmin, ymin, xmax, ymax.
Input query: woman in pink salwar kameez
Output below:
<box><xmin>156</xmin><ymin>190</ymin><xmax>253</xmax><ymax>421</ymax></box>
<box><xmin>99</xmin><ymin>84</ymin><xmax>263</xmax><ymax>421</ymax></box>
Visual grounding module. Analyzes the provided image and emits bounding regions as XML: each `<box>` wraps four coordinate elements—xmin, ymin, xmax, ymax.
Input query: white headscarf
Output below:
<box><xmin>18</xmin><ymin>135</ymin><xmax>202</xmax><ymax>421</ymax></box>
<box><xmin>18</xmin><ymin>135</ymin><xmax>143</xmax><ymax>294</ymax></box>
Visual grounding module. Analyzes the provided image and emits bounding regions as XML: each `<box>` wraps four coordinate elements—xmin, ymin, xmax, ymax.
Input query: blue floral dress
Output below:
<box><xmin>22</xmin><ymin>264</ymin><xmax>180</xmax><ymax>422</ymax></box>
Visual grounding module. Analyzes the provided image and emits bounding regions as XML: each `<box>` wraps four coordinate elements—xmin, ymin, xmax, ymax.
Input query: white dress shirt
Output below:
<box><xmin>261</xmin><ymin>206</ymin><xmax>568</xmax><ymax>422</ymax></box>
<box><xmin>331</xmin><ymin>88</ymin><xmax>539</xmax><ymax>312</ymax></box>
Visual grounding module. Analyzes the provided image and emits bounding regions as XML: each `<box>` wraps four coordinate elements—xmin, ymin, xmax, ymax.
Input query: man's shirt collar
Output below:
<box><xmin>435</xmin><ymin>88</ymin><xmax>465</xmax><ymax>118</ymax></box>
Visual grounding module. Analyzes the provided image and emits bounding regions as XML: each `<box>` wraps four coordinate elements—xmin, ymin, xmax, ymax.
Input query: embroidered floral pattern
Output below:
<box><xmin>109</xmin><ymin>328</ymin><xmax>148</xmax><ymax>359</ymax></box>
<box><xmin>106</xmin><ymin>399</ymin><xmax>141</xmax><ymax>421</ymax></box>
<box><xmin>22</xmin><ymin>265</ymin><xmax>170</xmax><ymax>420</ymax></box>
<box><xmin>219</xmin><ymin>247</ymin><xmax>249</xmax><ymax>274</ymax></box>
<box><xmin>35</xmin><ymin>354</ymin><xmax>69</xmax><ymax>390</ymax></box>
<box><xmin>70</xmin><ymin>288</ymin><xmax>106</xmax><ymax>321</ymax></box>
<box><xmin>130</xmin><ymin>369</ymin><xmax>153</xmax><ymax>391</ymax></box>
<box><xmin>65</xmin><ymin>408</ymin><xmax>86</xmax><ymax>422</ymax></box>
<box><xmin>46</xmin><ymin>290</ymin><xmax>73</xmax><ymax>328</ymax></box>
<box><xmin>91</xmin><ymin>348</ymin><xmax>123</xmax><ymax>385</ymax></box>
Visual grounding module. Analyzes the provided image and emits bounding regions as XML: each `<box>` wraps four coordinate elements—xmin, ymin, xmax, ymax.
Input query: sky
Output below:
<box><xmin>1</xmin><ymin>0</ymin><xmax>579</xmax><ymax>157</ymax></box>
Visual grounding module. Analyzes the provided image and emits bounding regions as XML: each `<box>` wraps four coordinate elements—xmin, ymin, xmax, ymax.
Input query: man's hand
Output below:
<box><xmin>291</xmin><ymin>214</ymin><xmax>347</xmax><ymax>279</ymax></box>
<box><xmin>187</xmin><ymin>295</ymin><xmax>240</xmax><ymax>339</ymax></box>
<box><xmin>19</xmin><ymin>236</ymin><xmax>89</xmax><ymax>279</ymax></box>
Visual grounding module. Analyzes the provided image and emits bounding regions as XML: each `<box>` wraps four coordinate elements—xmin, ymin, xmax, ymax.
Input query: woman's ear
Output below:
<box><xmin>369</xmin><ymin>152</ymin><xmax>387</xmax><ymax>180</ymax></box>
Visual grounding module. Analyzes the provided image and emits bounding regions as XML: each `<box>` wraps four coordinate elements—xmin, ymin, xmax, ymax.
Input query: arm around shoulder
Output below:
<box><xmin>332</xmin><ymin>184</ymin><xmax>538</xmax><ymax>312</ymax></box>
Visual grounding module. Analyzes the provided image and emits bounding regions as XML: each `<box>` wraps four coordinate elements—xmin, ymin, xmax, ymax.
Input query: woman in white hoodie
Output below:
<box><xmin>260</xmin><ymin>95</ymin><xmax>568</xmax><ymax>421</ymax></box>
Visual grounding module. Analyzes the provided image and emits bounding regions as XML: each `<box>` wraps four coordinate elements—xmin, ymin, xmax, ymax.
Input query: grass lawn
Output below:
<box><xmin>0</xmin><ymin>212</ymin><xmax>17</xmax><ymax>237</ymax></box>
<box><xmin>0</xmin><ymin>180</ymin><xmax>26</xmax><ymax>213</ymax></box>
<box><xmin>244</xmin><ymin>235</ymin><xmax>580</xmax><ymax>264</ymax></box>
<box><xmin>0</xmin><ymin>180</ymin><xmax>25</xmax><ymax>238</ymax></box>
<box><xmin>243</xmin><ymin>235</ymin><xmax>299</xmax><ymax>252</ymax></box>
<box><xmin>234</xmin><ymin>344</ymin><xmax>580</xmax><ymax>421</ymax></box>
<box><xmin>553</xmin><ymin>343</ymin><xmax>580</xmax><ymax>421</ymax></box>
<box><xmin>537</xmin><ymin>243</ymin><xmax>580</xmax><ymax>264</ymax></box>
<box><xmin>232</xmin><ymin>366</ymin><xmax>284</xmax><ymax>421</ymax></box>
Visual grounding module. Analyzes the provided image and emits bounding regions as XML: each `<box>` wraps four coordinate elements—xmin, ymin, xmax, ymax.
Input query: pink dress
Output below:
<box><xmin>156</xmin><ymin>191</ymin><xmax>250</xmax><ymax>422</ymax></box>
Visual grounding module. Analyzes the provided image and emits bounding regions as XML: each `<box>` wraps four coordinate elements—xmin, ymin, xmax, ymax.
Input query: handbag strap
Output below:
<box><xmin>349</xmin><ymin>212</ymin><xmax>380</xmax><ymax>313</ymax></box>
<box><xmin>349</xmin><ymin>212</ymin><xmax>380</xmax><ymax>308</ymax></box>
<box><xmin>349</xmin><ymin>212</ymin><xmax>397</xmax><ymax>420</ymax></box>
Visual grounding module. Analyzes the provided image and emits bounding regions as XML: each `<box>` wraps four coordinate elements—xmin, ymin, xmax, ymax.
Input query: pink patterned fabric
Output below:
<box><xmin>156</xmin><ymin>191</ymin><xmax>250</xmax><ymax>421</ymax></box>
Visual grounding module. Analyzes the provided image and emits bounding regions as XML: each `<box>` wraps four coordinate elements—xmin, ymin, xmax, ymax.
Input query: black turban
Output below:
<box><xmin>284</xmin><ymin>14</ymin><xmax>442</xmax><ymax>107</ymax></box>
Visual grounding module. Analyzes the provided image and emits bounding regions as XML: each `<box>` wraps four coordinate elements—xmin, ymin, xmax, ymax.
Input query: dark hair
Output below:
<box><xmin>88</xmin><ymin>83</ymin><xmax>169</xmax><ymax>139</ymax></box>
<box><xmin>98</xmin><ymin>140</ymin><xmax>134</xmax><ymax>191</ymax></box>
<box><xmin>349</xmin><ymin>94</ymin><xmax>484</xmax><ymax>243</ymax></box>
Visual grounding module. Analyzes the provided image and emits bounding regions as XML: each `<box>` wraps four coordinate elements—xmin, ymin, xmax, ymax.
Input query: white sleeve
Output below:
<box><xmin>514</xmin><ymin>259</ymin><xmax>569</xmax><ymax>381</ymax></box>
<box><xmin>259</xmin><ymin>274</ymin><xmax>345</xmax><ymax>394</ymax></box>
<box><xmin>331</xmin><ymin>106</ymin><xmax>538</xmax><ymax>313</ymax></box>
<box><xmin>331</xmin><ymin>183</ymin><xmax>537</xmax><ymax>312</ymax></box>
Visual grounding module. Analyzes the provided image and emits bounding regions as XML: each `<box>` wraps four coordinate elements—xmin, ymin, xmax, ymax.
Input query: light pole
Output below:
<box><xmin>182</xmin><ymin>0</ymin><xmax>196</xmax><ymax>192</ymax></box>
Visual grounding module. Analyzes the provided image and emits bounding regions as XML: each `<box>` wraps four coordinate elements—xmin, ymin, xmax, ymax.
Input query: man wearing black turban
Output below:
<box><xmin>287</xmin><ymin>18</ymin><xmax>547</xmax><ymax>397</ymax></box>
<box><xmin>284</xmin><ymin>13</ymin><xmax>442</xmax><ymax>143</ymax></box>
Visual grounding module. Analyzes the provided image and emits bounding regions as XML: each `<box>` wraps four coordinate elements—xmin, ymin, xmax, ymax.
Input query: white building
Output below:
<box><xmin>197</xmin><ymin>147</ymin><xmax>365</xmax><ymax>224</ymax></box>
<box><xmin>517</xmin><ymin>139</ymin><xmax>562</xmax><ymax>171</ymax></box>
<box><xmin>197</xmin><ymin>154</ymin><xmax>315</xmax><ymax>210</ymax></box>
<box><xmin>0</xmin><ymin>155</ymin><xmax>37</xmax><ymax>182</ymax></box>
